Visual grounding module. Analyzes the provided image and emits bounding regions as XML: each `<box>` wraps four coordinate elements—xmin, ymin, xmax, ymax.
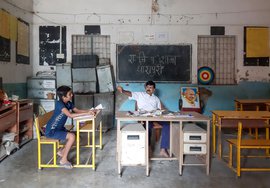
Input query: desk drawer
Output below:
<box><xmin>0</xmin><ymin>109</ymin><xmax>16</xmax><ymax>132</ymax></box>
<box><xmin>184</xmin><ymin>132</ymin><xmax>206</xmax><ymax>143</ymax></box>
<box><xmin>184</xmin><ymin>144</ymin><xmax>206</xmax><ymax>154</ymax></box>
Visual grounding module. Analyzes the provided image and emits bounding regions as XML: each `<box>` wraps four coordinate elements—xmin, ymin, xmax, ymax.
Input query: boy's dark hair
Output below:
<box><xmin>145</xmin><ymin>81</ymin><xmax>156</xmax><ymax>88</ymax></box>
<box><xmin>57</xmin><ymin>85</ymin><xmax>72</xmax><ymax>100</ymax></box>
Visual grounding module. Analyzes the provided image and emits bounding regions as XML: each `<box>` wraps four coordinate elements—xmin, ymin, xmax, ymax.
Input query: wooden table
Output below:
<box><xmin>266</xmin><ymin>103</ymin><xmax>270</xmax><ymax>111</ymax></box>
<box><xmin>234</xmin><ymin>99</ymin><xmax>270</xmax><ymax>111</ymax></box>
<box><xmin>212</xmin><ymin>110</ymin><xmax>270</xmax><ymax>158</ymax></box>
<box><xmin>116</xmin><ymin>111</ymin><xmax>210</xmax><ymax>176</ymax></box>
<box><xmin>73</xmin><ymin>110</ymin><xmax>102</xmax><ymax>169</ymax></box>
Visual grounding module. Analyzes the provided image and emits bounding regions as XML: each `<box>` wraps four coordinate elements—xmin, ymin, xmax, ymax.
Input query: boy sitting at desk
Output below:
<box><xmin>117</xmin><ymin>81</ymin><xmax>170</xmax><ymax>157</ymax></box>
<box><xmin>45</xmin><ymin>85</ymin><xmax>96</xmax><ymax>169</ymax></box>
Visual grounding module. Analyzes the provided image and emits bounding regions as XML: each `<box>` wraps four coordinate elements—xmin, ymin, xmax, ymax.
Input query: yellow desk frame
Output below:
<box><xmin>73</xmin><ymin>110</ymin><xmax>102</xmax><ymax>169</ymax></box>
<box><xmin>212</xmin><ymin>110</ymin><xmax>270</xmax><ymax>159</ymax></box>
<box><xmin>227</xmin><ymin>122</ymin><xmax>270</xmax><ymax>177</ymax></box>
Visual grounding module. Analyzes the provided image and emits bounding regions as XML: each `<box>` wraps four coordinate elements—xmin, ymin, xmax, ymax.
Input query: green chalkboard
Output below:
<box><xmin>116</xmin><ymin>44</ymin><xmax>191</xmax><ymax>82</ymax></box>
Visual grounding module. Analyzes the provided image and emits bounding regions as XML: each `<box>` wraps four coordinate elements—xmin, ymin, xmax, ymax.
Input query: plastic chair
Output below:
<box><xmin>35</xmin><ymin>111</ymin><xmax>61</xmax><ymax>169</ymax></box>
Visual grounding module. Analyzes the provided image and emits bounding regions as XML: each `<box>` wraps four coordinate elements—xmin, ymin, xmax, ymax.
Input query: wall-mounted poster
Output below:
<box><xmin>180</xmin><ymin>87</ymin><xmax>200</xmax><ymax>109</ymax></box>
<box><xmin>244</xmin><ymin>26</ymin><xmax>269</xmax><ymax>66</ymax></box>
<box><xmin>0</xmin><ymin>9</ymin><xmax>10</xmax><ymax>62</ymax></box>
<box><xmin>16</xmin><ymin>19</ymin><xmax>29</xmax><ymax>64</ymax></box>
<box><xmin>39</xmin><ymin>26</ymin><xmax>66</xmax><ymax>65</ymax></box>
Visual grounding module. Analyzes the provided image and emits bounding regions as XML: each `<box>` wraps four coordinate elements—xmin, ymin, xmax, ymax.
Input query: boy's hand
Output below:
<box><xmin>117</xmin><ymin>86</ymin><xmax>123</xmax><ymax>93</ymax></box>
<box><xmin>89</xmin><ymin>109</ymin><xmax>96</xmax><ymax>115</ymax></box>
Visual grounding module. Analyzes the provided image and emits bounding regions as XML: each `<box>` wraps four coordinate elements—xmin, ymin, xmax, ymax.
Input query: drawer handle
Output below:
<box><xmin>127</xmin><ymin>135</ymin><xmax>140</xmax><ymax>140</ymax></box>
<box><xmin>189</xmin><ymin>136</ymin><xmax>202</xmax><ymax>140</ymax></box>
<box><xmin>190</xmin><ymin>146</ymin><xmax>202</xmax><ymax>151</ymax></box>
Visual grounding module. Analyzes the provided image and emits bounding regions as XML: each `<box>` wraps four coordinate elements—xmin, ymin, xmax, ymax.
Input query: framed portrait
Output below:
<box><xmin>180</xmin><ymin>87</ymin><xmax>200</xmax><ymax>109</ymax></box>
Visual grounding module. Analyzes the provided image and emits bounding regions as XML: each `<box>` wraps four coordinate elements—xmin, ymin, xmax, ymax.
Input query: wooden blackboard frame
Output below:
<box><xmin>116</xmin><ymin>44</ymin><xmax>192</xmax><ymax>82</ymax></box>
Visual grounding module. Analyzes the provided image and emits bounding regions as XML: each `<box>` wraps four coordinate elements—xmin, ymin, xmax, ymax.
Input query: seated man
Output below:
<box><xmin>117</xmin><ymin>81</ymin><xmax>170</xmax><ymax>157</ymax></box>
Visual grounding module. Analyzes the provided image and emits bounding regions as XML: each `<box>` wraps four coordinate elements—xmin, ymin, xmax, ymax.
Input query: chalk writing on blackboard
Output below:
<box><xmin>117</xmin><ymin>45</ymin><xmax>191</xmax><ymax>82</ymax></box>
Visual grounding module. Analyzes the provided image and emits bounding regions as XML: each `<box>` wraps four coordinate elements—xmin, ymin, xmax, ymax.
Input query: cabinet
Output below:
<box><xmin>27</xmin><ymin>77</ymin><xmax>56</xmax><ymax>115</ymax></box>
<box><xmin>0</xmin><ymin>103</ymin><xmax>17</xmax><ymax>134</ymax></box>
<box><xmin>179</xmin><ymin>123</ymin><xmax>209</xmax><ymax>175</ymax></box>
<box><xmin>0</xmin><ymin>103</ymin><xmax>17</xmax><ymax>160</ymax></box>
<box><xmin>16</xmin><ymin>100</ymin><xmax>33</xmax><ymax>146</ymax></box>
<box><xmin>121</xmin><ymin>123</ymin><xmax>146</xmax><ymax>166</ymax></box>
<box><xmin>119</xmin><ymin>123</ymin><xmax>146</xmax><ymax>175</ymax></box>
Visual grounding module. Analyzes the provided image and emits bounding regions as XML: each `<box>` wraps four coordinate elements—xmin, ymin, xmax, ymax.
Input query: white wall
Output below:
<box><xmin>0</xmin><ymin>0</ymin><xmax>33</xmax><ymax>83</ymax></box>
<box><xmin>2</xmin><ymin>0</ymin><xmax>270</xmax><ymax>83</ymax></box>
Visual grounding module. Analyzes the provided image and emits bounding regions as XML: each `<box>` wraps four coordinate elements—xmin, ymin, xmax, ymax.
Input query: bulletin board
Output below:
<box><xmin>0</xmin><ymin>9</ymin><xmax>10</xmax><ymax>62</ymax></box>
<box><xmin>39</xmin><ymin>26</ymin><xmax>66</xmax><ymax>65</ymax></box>
<box><xmin>244</xmin><ymin>27</ymin><xmax>269</xmax><ymax>66</ymax></box>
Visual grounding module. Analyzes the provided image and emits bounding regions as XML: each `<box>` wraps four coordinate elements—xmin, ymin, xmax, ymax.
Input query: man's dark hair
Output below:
<box><xmin>145</xmin><ymin>81</ymin><xmax>156</xmax><ymax>88</ymax></box>
<box><xmin>57</xmin><ymin>85</ymin><xmax>72</xmax><ymax>100</ymax></box>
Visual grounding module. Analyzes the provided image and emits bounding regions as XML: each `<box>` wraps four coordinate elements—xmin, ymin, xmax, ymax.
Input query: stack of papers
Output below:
<box><xmin>90</xmin><ymin>104</ymin><xmax>104</xmax><ymax>110</ymax></box>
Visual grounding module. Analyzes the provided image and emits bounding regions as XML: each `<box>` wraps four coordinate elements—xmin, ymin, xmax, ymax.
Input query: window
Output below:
<box><xmin>197</xmin><ymin>36</ymin><xmax>236</xmax><ymax>85</ymax></box>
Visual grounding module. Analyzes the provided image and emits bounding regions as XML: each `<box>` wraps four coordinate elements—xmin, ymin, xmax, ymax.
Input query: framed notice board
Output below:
<box><xmin>116</xmin><ymin>44</ymin><xmax>191</xmax><ymax>82</ymax></box>
<box><xmin>244</xmin><ymin>27</ymin><xmax>269</xmax><ymax>66</ymax></box>
<box><xmin>39</xmin><ymin>26</ymin><xmax>66</xmax><ymax>65</ymax></box>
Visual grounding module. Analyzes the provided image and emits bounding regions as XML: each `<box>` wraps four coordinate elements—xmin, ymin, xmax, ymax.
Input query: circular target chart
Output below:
<box><xmin>198</xmin><ymin>67</ymin><xmax>215</xmax><ymax>85</ymax></box>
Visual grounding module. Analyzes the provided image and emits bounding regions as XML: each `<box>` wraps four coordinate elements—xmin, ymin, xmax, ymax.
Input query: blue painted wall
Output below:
<box><xmin>2</xmin><ymin>83</ymin><xmax>27</xmax><ymax>99</ymax></box>
<box><xmin>117</xmin><ymin>81</ymin><xmax>270</xmax><ymax>117</ymax></box>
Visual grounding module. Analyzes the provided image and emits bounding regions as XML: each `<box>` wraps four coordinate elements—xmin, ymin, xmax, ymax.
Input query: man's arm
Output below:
<box><xmin>117</xmin><ymin>86</ymin><xmax>132</xmax><ymax>97</ymax></box>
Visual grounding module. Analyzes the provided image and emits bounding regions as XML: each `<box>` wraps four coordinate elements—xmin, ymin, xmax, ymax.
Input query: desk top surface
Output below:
<box><xmin>234</xmin><ymin>99</ymin><xmax>270</xmax><ymax>104</ymax></box>
<box><xmin>73</xmin><ymin>110</ymin><xmax>101</xmax><ymax>121</ymax></box>
<box><xmin>212</xmin><ymin>110</ymin><xmax>270</xmax><ymax>118</ymax></box>
<box><xmin>116</xmin><ymin>111</ymin><xmax>210</xmax><ymax>121</ymax></box>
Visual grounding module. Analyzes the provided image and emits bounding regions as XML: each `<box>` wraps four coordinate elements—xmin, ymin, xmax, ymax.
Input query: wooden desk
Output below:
<box><xmin>212</xmin><ymin>110</ymin><xmax>270</xmax><ymax>158</ymax></box>
<box><xmin>266</xmin><ymin>103</ymin><xmax>270</xmax><ymax>111</ymax></box>
<box><xmin>234</xmin><ymin>99</ymin><xmax>270</xmax><ymax>111</ymax></box>
<box><xmin>116</xmin><ymin>111</ymin><xmax>210</xmax><ymax>176</ymax></box>
<box><xmin>73</xmin><ymin>110</ymin><xmax>102</xmax><ymax>169</ymax></box>
<box><xmin>0</xmin><ymin>103</ymin><xmax>17</xmax><ymax>161</ymax></box>
<box><xmin>16</xmin><ymin>99</ymin><xmax>33</xmax><ymax>146</ymax></box>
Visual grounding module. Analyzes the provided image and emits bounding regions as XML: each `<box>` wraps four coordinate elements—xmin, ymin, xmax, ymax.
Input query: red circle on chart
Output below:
<box><xmin>198</xmin><ymin>66</ymin><xmax>215</xmax><ymax>85</ymax></box>
<box><xmin>202</xmin><ymin>72</ymin><xmax>209</xmax><ymax>79</ymax></box>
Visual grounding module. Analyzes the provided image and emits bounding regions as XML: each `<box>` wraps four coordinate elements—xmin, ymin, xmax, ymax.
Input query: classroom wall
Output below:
<box><xmin>30</xmin><ymin>0</ymin><xmax>270</xmax><ymax>83</ymax></box>
<box><xmin>0</xmin><ymin>0</ymin><xmax>270</xmax><ymax>110</ymax></box>
<box><xmin>117</xmin><ymin>81</ymin><xmax>270</xmax><ymax>116</ymax></box>
<box><xmin>0</xmin><ymin>0</ymin><xmax>33</xmax><ymax>98</ymax></box>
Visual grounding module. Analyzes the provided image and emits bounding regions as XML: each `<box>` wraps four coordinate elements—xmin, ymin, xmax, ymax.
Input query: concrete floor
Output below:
<box><xmin>1</xmin><ymin>129</ymin><xmax>270</xmax><ymax>188</ymax></box>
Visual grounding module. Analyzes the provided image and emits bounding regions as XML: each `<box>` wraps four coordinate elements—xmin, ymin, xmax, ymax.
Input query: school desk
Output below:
<box><xmin>73</xmin><ymin>110</ymin><xmax>102</xmax><ymax>169</ymax></box>
<box><xmin>211</xmin><ymin>110</ymin><xmax>270</xmax><ymax>159</ymax></box>
<box><xmin>116</xmin><ymin>111</ymin><xmax>210</xmax><ymax>176</ymax></box>
<box><xmin>266</xmin><ymin>103</ymin><xmax>270</xmax><ymax>111</ymax></box>
<box><xmin>234</xmin><ymin>99</ymin><xmax>270</xmax><ymax>111</ymax></box>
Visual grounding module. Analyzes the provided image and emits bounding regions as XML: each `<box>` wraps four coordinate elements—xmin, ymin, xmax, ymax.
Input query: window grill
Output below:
<box><xmin>197</xmin><ymin>36</ymin><xmax>236</xmax><ymax>85</ymax></box>
<box><xmin>72</xmin><ymin>35</ymin><xmax>110</xmax><ymax>59</ymax></box>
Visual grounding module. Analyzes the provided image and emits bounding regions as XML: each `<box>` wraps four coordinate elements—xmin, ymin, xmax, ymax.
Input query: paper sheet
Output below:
<box><xmin>90</xmin><ymin>104</ymin><xmax>104</xmax><ymax>110</ymax></box>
